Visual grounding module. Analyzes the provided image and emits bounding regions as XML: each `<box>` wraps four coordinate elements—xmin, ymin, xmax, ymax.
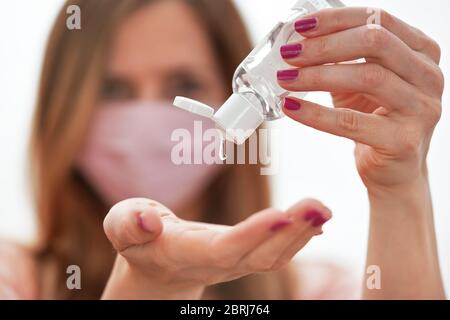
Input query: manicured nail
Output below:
<box><xmin>284</xmin><ymin>97</ymin><xmax>301</xmax><ymax>111</ymax></box>
<box><xmin>304</xmin><ymin>210</ymin><xmax>328</xmax><ymax>227</ymax></box>
<box><xmin>280</xmin><ymin>43</ymin><xmax>303</xmax><ymax>59</ymax></box>
<box><xmin>295</xmin><ymin>17</ymin><xmax>318</xmax><ymax>33</ymax></box>
<box><xmin>137</xmin><ymin>213</ymin><xmax>152</xmax><ymax>232</ymax></box>
<box><xmin>277</xmin><ymin>69</ymin><xmax>299</xmax><ymax>81</ymax></box>
<box><xmin>311</xmin><ymin>216</ymin><xmax>328</xmax><ymax>227</ymax></box>
<box><xmin>270</xmin><ymin>219</ymin><xmax>292</xmax><ymax>232</ymax></box>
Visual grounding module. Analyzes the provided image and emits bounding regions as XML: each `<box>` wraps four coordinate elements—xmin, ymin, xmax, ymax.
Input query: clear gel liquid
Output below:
<box><xmin>219</xmin><ymin>137</ymin><xmax>227</xmax><ymax>161</ymax></box>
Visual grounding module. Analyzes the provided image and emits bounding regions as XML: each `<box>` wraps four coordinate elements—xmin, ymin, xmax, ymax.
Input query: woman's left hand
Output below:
<box><xmin>278</xmin><ymin>7</ymin><xmax>444</xmax><ymax>194</ymax></box>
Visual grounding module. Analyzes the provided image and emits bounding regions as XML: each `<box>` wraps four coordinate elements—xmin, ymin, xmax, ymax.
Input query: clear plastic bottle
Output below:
<box><xmin>174</xmin><ymin>0</ymin><xmax>344</xmax><ymax>145</ymax></box>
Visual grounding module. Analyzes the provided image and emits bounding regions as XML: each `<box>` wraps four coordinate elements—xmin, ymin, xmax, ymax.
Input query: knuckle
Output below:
<box><xmin>361</xmin><ymin>26</ymin><xmax>389</xmax><ymax>51</ymax></box>
<box><xmin>417</xmin><ymin>96</ymin><xmax>442</xmax><ymax>126</ymax></box>
<box><xmin>329</xmin><ymin>9</ymin><xmax>345</xmax><ymax>29</ymax></box>
<box><xmin>423</xmin><ymin>64</ymin><xmax>445</xmax><ymax>95</ymax></box>
<box><xmin>430</xmin><ymin>96</ymin><xmax>443</xmax><ymax>121</ymax></box>
<box><xmin>336</xmin><ymin>109</ymin><xmax>359</xmax><ymax>132</ymax></box>
<box><xmin>315</xmin><ymin>36</ymin><xmax>332</xmax><ymax>58</ymax></box>
<box><xmin>379</xmin><ymin>9</ymin><xmax>394</xmax><ymax>27</ymax></box>
<box><xmin>419</xmin><ymin>35</ymin><xmax>441</xmax><ymax>62</ymax></box>
<box><xmin>429</xmin><ymin>105</ymin><xmax>442</xmax><ymax>125</ymax></box>
<box><xmin>430</xmin><ymin>39</ymin><xmax>442</xmax><ymax>62</ymax></box>
<box><xmin>309</xmin><ymin>102</ymin><xmax>325</xmax><ymax>124</ymax></box>
<box><xmin>308</xmin><ymin>67</ymin><xmax>324</xmax><ymax>88</ymax></box>
<box><xmin>436</xmin><ymin>67</ymin><xmax>445</xmax><ymax>91</ymax></box>
<box><xmin>361</xmin><ymin>63</ymin><xmax>387</xmax><ymax>88</ymax></box>
<box><xmin>396</xmin><ymin>126</ymin><xmax>422</xmax><ymax>154</ymax></box>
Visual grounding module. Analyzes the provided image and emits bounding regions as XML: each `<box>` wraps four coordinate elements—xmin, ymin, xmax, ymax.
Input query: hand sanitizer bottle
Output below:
<box><xmin>174</xmin><ymin>0</ymin><xmax>344</xmax><ymax>145</ymax></box>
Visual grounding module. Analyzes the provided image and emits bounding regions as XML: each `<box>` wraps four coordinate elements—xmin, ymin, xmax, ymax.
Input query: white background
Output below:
<box><xmin>1</xmin><ymin>0</ymin><xmax>449</xmax><ymax>294</ymax></box>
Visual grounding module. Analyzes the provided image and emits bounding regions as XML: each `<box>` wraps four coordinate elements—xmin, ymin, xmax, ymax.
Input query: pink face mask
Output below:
<box><xmin>77</xmin><ymin>101</ymin><xmax>222</xmax><ymax>211</ymax></box>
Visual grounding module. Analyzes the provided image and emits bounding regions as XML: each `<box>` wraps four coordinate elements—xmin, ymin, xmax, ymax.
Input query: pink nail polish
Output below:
<box><xmin>280</xmin><ymin>43</ymin><xmax>303</xmax><ymax>59</ymax></box>
<box><xmin>270</xmin><ymin>219</ymin><xmax>292</xmax><ymax>232</ymax></box>
<box><xmin>312</xmin><ymin>216</ymin><xmax>328</xmax><ymax>227</ymax></box>
<box><xmin>295</xmin><ymin>17</ymin><xmax>318</xmax><ymax>33</ymax></box>
<box><xmin>284</xmin><ymin>97</ymin><xmax>301</xmax><ymax>111</ymax></box>
<box><xmin>137</xmin><ymin>213</ymin><xmax>151</xmax><ymax>232</ymax></box>
<box><xmin>277</xmin><ymin>69</ymin><xmax>299</xmax><ymax>81</ymax></box>
<box><xmin>304</xmin><ymin>210</ymin><xmax>328</xmax><ymax>227</ymax></box>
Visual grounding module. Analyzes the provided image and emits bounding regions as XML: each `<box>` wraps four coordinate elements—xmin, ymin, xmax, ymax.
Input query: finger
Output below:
<box><xmin>277</xmin><ymin>63</ymin><xmax>421</xmax><ymax>113</ymax></box>
<box><xmin>281</xmin><ymin>96</ymin><xmax>395</xmax><ymax>148</ymax></box>
<box><xmin>158</xmin><ymin>221</ymin><xmax>226</xmax><ymax>266</ymax></box>
<box><xmin>241</xmin><ymin>199</ymin><xmax>331</xmax><ymax>272</ymax></box>
<box><xmin>148</xmin><ymin>209</ymin><xmax>288</xmax><ymax>268</ymax></box>
<box><xmin>210</xmin><ymin>208</ymin><xmax>290</xmax><ymax>267</ymax></box>
<box><xmin>296</xmin><ymin>7</ymin><xmax>441</xmax><ymax>63</ymax></box>
<box><xmin>274</xmin><ymin>204</ymin><xmax>333</xmax><ymax>268</ymax></box>
<box><xmin>103</xmin><ymin>198</ymin><xmax>163</xmax><ymax>252</ymax></box>
<box><xmin>282</xmin><ymin>25</ymin><xmax>435</xmax><ymax>93</ymax></box>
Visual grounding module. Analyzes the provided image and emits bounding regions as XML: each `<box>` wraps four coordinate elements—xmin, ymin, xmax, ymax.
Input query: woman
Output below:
<box><xmin>0</xmin><ymin>0</ymin><xmax>445</xmax><ymax>299</ymax></box>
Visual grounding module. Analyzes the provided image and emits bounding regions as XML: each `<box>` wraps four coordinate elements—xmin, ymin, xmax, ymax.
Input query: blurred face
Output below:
<box><xmin>101</xmin><ymin>0</ymin><xmax>227</xmax><ymax>104</ymax></box>
<box><xmin>78</xmin><ymin>0</ymin><xmax>225</xmax><ymax>212</ymax></box>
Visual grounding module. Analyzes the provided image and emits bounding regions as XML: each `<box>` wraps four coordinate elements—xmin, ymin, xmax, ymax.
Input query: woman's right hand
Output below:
<box><xmin>101</xmin><ymin>198</ymin><xmax>331</xmax><ymax>299</ymax></box>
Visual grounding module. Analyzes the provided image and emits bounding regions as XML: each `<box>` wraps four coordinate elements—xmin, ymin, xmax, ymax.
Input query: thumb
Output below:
<box><xmin>103</xmin><ymin>198</ymin><xmax>163</xmax><ymax>252</ymax></box>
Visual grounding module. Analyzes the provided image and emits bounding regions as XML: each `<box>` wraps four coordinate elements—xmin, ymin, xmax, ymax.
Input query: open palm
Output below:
<box><xmin>103</xmin><ymin>198</ymin><xmax>331</xmax><ymax>294</ymax></box>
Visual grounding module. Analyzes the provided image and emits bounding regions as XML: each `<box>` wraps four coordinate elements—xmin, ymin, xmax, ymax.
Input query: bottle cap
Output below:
<box><xmin>173</xmin><ymin>94</ymin><xmax>264</xmax><ymax>145</ymax></box>
<box><xmin>173</xmin><ymin>96</ymin><xmax>215</xmax><ymax>118</ymax></box>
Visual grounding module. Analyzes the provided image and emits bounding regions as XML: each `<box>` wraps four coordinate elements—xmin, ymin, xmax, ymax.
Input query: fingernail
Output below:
<box><xmin>280</xmin><ymin>43</ymin><xmax>303</xmax><ymax>59</ymax></box>
<box><xmin>270</xmin><ymin>219</ymin><xmax>292</xmax><ymax>232</ymax></box>
<box><xmin>284</xmin><ymin>97</ymin><xmax>301</xmax><ymax>111</ymax></box>
<box><xmin>137</xmin><ymin>213</ymin><xmax>152</xmax><ymax>232</ymax></box>
<box><xmin>312</xmin><ymin>216</ymin><xmax>328</xmax><ymax>227</ymax></box>
<box><xmin>277</xmin><ymin>69</ymin><xmax>299</xmax><ymax>81</ymax></box>
<box><xmin>295</xmin><ymin>17</ymin><xmax>318</xmax><ymax>33</ymax></box>
<box><xmin>304</xmin><ymin>210</ymin><xmax>328</xmax><ymax>227</ymax></box>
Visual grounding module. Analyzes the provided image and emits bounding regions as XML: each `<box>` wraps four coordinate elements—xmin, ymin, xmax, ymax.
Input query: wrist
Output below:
<box><xmin>367</xmin><ymin>172</ymin><xmax>433</xmax><ymax>222</ymax></box>
<box><xmin>102</xmin><ymin>256</ymin><xmax>205</xmax><ymax>300</ymax></box>
<box><xmin>364</xmin><ymin>166</ymin><xmax>444</xmax><ymax>299</ymax></box>
<box><xmin>366</xmin><ymin>168</ymin><xmax>430</xmax><ymax>204</ymax></box>
<box><xmin>367</xmin><ymin>163</ymin><xmax>430</xmax><ymax>208</ymax></box>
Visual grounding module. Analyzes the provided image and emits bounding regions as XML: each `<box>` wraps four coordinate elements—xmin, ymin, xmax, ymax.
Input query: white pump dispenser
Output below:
<box><xmin>174</xmin><ymin>0</ymin><xmax>344</xmax><ymax>145</ymax></box>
